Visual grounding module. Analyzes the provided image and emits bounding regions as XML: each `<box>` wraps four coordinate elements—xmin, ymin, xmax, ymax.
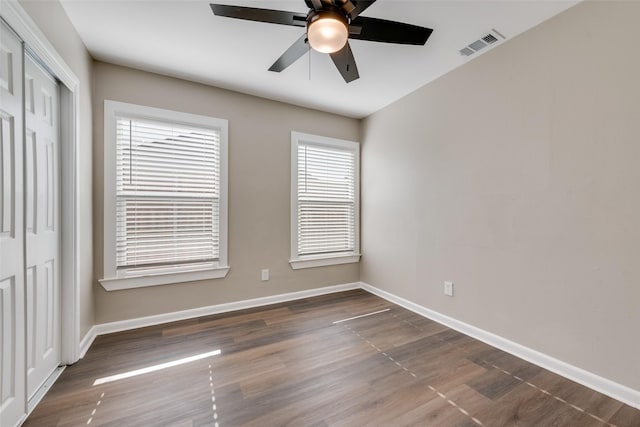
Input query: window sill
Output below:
<box><xmin>289</xmin><ymin>254</ymin><xmax>361</xmax><ymax>270</ymax></box>
<box><xmin>99</xmin><ymin>266</ymin><xmax>230</xmax><ymax>291</ymax></box>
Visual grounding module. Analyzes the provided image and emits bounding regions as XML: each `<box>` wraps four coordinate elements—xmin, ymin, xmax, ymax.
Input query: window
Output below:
<box><xmin>290</xmin><ymin>131</ymin><xmax>360</xmax><ymax>269</ymax></box>
<box><xmin>100</xmin><ymin>101</ymin><xmax>228</xmax><ymax>290</ymax></box>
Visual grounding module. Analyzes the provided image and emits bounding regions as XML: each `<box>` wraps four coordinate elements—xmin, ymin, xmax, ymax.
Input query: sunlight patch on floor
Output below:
<box><xmin>93</xmin><ymin>349</ymin><xmax>222</xmax><ymax>385</ymax></box>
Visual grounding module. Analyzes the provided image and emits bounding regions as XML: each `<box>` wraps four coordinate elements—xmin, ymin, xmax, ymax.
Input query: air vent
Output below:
<box><xmin>469</xmin><ymin>40</ymin><xmax>487</xmax><ymax>52</ymax></box>
<box><xmin>459</xmin><ymin>47</ymin><xmax>474</xmax><ymax>57</ymax></box>
<box><xmin>482</xmin><ymin>34</ymin><xmax>499</xmax><ymax>44</ymax></box>
<box><xmin>459</xmin><ymin>29</ymin><xmax>505</xmax><ymax>57</ymax></box>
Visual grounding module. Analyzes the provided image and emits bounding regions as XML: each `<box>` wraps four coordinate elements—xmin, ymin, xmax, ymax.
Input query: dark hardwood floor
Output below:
<box><xmin>24</xmin><ymin>289</ymin><xmax>640</xmax><ymax>426</ymax></box>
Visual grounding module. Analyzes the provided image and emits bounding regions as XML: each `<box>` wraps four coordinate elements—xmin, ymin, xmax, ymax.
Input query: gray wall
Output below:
<box><xmin>92</xmin><ymin>62</ymin><xmax>360</xmax><ymax>323</ymax></box>
<box><xmin>18</xmin><ymin>0</ymin><xmax>95</xmax><ymax>338</ymax></box>
<box><xmin>360</xmin><ymin>0</ymin><xmax>640</xmax><ymax>391</ymax></box>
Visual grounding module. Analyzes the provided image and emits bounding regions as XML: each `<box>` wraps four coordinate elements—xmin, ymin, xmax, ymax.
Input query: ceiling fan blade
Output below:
<box><xmin>349</xmin><ymin>16</ymin><xmax>432</xmax><ymax>45</ymax></box>
<box><xmin>330</xmin><ymin>41</ymin><xmax>359</xmax><ymax>83</ymax></box>
<box><xmin>210</xmin><ymin>4</ymin><xmax>306</xmax><ymax>27</ymax></box>
<box><xmin>309</xmin><ymin>0</ymin><xmax>323</xmax><ymax>10</ymax></box>
<box><xmin>348</xmin><ymin>0</ymin><xmax>377</xmax><ymax>19</ymax></box>
<box><xmin>269</xmin><ymin>34</ymin><xmax>309</xmax><ymax>72</ymax></box>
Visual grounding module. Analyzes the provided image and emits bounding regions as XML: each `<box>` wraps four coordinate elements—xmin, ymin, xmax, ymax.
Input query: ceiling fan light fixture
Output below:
<box><xmin>307</xmin><ymin>11</ymin><xmax>348</xmax><ymax>54</ymax></box>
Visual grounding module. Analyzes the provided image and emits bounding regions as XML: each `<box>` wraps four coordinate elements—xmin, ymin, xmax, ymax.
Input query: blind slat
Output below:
<box><xmin>297</xmin><ymin>142</ymin><xmax>356</xmax><ymax>257</ymax></box>
<box><xmin>116</xmin><ymin>117</ymin><xmax>221</xmax><ymax>270</ymax></box>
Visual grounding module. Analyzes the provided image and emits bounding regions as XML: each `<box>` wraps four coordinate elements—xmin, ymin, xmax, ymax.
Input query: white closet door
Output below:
<box><xmin>0</xmin><ymin>21</ymin><xmax>26</xmax><ymax>427</ymax></box>
<box><xmin>24</xmin><ymin>54</ymin><xmax>61</xmax><ymax>401</ymax></box>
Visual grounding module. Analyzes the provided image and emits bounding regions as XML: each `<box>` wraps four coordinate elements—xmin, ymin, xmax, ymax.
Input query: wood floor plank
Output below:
<box><xmin>608</xmin><ymin>404</ymin><xmax>640</xmax><ymax>427</ymax></box>
<box><xmin>23</xmin><ymin>289</ymin><xmax>640</xmax><ymax>427</ymax></box>
<box><xmin>525</xmin><ymin>368</ymin><xmax>630</xmax><ymax>424</ymax></box>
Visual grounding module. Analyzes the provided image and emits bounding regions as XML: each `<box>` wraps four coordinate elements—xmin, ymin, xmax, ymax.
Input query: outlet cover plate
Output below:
<box><xmin>444</xmin><ymin>281</ymin><xmax>454</xmax><ymax>297</ymax></box>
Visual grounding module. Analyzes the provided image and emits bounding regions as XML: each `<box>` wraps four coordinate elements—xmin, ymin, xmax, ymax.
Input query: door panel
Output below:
<box><xmin>0</xmin><ymin>21</ymin><xmax>26</xmax><ymax>427</ymax></box>
<box><xmin>24</xmin><ymin>54</ymin><xmax>61</xmax><ymax>401</ymax></box>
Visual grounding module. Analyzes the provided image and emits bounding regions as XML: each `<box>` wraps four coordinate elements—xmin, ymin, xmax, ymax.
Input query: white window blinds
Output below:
<box><xmin>116</xmin><ymin>117</ymin><xmax>220</xmax><ymax>272</ymax></box>
<box><xmin>296</xmin><ymin>141</ymin><xmax>357</xmax><ymax>257</ymax></box>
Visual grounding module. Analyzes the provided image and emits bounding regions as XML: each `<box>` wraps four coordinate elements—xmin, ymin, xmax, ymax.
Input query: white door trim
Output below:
<box><xmin>1</xmin><ymin>0</ymin><xmax>81</xmax><ymax>364</ymax></box>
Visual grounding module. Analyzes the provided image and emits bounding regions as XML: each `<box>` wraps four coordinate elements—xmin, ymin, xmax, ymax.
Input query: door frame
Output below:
<box><xmin>1</xmin><ymin>0</ymin><xmax>81</xmax><ymax>364</ymax></box>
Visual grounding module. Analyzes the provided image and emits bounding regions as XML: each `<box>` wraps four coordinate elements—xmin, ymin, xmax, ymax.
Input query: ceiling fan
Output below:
<box><xmin>210</xmin><ymin>0</ymin><xmax>433</xmax><ymax>83</ymax></box>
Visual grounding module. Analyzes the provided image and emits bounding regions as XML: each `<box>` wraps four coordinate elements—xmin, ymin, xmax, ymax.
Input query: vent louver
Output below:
<box><xmin>482</xmin><ymin>34</ymin><xmax>499</xmax><ymax>44</ymax></box>
<box><xmin>459</xmin><ymin>47</ymin><xmax>474</xmax><ymax>56</ymax></box>
<box><xmin>469</xmin><ymin>40</ymin><xmax>487</xmax><ymax>51</ymax></box>
<box><xmin>459</xmin><ymin>29</ymin><xmax>505</xmax><ymax>57</ymax></box>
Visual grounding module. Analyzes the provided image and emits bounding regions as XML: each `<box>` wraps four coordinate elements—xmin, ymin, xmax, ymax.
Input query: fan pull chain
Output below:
<box><xmin>308</xmin><ymin>43</ymin><xmax>311</xmax><ymax>81</ymax></box>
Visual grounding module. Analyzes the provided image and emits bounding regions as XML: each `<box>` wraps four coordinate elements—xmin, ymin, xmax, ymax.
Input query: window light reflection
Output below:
<box><xmin>93</xmin><ymin>349</ymin><xmax>221</xmax><ymax>386</ymax></box>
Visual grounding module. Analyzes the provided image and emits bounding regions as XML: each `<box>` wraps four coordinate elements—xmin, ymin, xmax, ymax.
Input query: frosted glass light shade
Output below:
<box><xmin>307</xmin><ymin>16</ymin><xmax>348</xmax><ymax>54</ymax></box>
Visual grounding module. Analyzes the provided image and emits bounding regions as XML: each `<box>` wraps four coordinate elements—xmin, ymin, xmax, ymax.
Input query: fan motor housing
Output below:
<box><xmin>307</xmin><ymin>9</ymin><xmax>349</xmax><ymax>26</ymax></box>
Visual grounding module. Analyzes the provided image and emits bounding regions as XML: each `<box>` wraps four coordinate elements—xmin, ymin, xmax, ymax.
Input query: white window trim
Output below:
<box><xmin>290</xmin><ymin>131</ymin><xmax>361</xmax><ymax>270</ymax></box>
<box><xmin>100</xmin><ymin>100</ymin><xmax>229</xmax><ymax>290</ymax></box>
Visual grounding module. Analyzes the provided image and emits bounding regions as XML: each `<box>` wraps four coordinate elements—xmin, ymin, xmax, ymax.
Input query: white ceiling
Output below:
<box><xmin>59</xmin><ymin>0</ymin><xmax>579</xmax><ymax>118</ymax></box>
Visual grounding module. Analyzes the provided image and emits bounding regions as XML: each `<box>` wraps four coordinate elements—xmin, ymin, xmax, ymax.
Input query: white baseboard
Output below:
<box><xmin>93</xmin><ymin>282</ymin><xmax>361</xmax><ymax>336</ymax></box>
<box><xmin>76</xmin><ymin>279</ymin><xmax>639</xmax><ymax>409</ymax></box>
<box><xmin>79</xmin><ymin>326</ymin><xmax>97</xmax><ymax>359</ymax></box>
<box><xmin>360</xmin><ymin>282</ymin><xmax>640</xmax><ymax>410</ymax></box>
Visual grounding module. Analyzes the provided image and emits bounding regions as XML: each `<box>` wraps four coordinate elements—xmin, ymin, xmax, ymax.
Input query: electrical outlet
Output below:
<box><xmin>261</xmin><ymin>269</ymin><xmax>269</xmax><ymax>281</ymax></box>
<box><xmin>444</xmin><ymin>281</ymin><xmax>454</xmax><ymax>297</ymax></box>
